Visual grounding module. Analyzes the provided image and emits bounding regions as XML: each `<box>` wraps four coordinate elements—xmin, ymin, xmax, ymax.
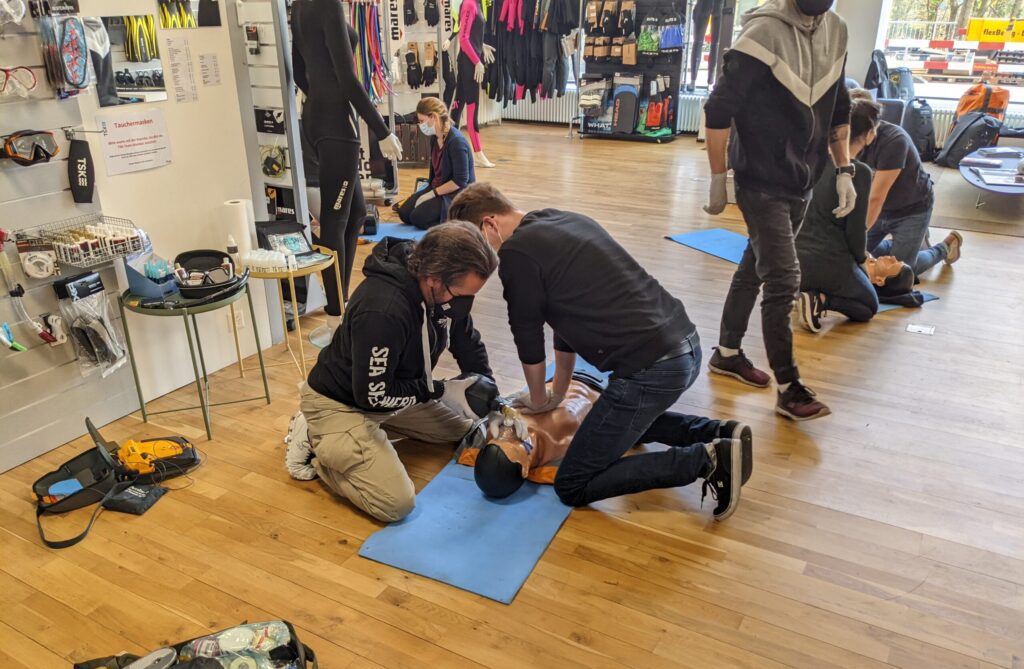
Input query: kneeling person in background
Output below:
<box><xmin>289</xmin><ymin>223</ymin><xmax>499</xmax><ymax>522</ymax></box>
<box><xmin>449</xmin><ymin>183</ymin><xmax>753</xmax><ymax>521</ymax></box>
<box><xmin>850</xmin><ymin>89</ymin><xmax>963</xmax><ymax>278</ymax></box>
<box><xmin>396</xmin><ymin>98</ymin><xmax>475</xmax><ymax>230</ymax></box>
<box><xmin>795</xmin><ymin>152</ymin><xmax>878</xmax><ymax>331</ymax></box>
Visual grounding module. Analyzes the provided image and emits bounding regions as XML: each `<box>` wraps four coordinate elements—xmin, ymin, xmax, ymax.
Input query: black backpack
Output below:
<box><xmin>934</xmin><ymin>111</ymin><xmax>1002</xmax><ymax>168</ymax></box>
<box><xmin>888</xmin><ymin>67</ymin><xmax>916</xmax><ymax>101</ymax></box>
<box><xmin>902</xmin><ymin>98</ymin><xmax>937</xmax><ymax>162</ymax></box>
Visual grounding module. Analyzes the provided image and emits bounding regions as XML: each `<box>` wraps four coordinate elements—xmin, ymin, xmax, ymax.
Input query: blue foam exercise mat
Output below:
<box><xmin>360</xmin><ymin>223</ymin><xmax>427</xmax><ymax>242</ymax></box>
<box><xmin>666</xmin><ymin>228</ymin><xmax>748</xmax><ymax>264</ymax></box>
<box><xmin>545</xmin><ymin>357</ymin><xmax>609</xmax><ymax>382</ymax></box>
<box><xmin>358</xmin><ymin>461</ymin><xmax>572</xmax><ymax>604</ymax></box>
<box><xmin>877</xmin><ymin>292</ymin><xmax>939</xmax><ymax>313</ymax></box>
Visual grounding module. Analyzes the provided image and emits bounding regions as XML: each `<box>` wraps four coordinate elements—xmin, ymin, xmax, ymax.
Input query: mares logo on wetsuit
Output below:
<box><xmin>367</xmin><ymin>346</ymin><xmax>416</xmax><ymax>410</ymax></box>
<box><xmin>333</xmin><ymin>180</ymin><xmax>350</xmax><ymax>211</ymax></box>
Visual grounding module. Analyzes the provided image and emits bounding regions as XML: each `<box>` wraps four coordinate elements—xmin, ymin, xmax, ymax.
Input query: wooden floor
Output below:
<box><xmin>3</xmin><ymin>124</ymin><xmax>1024</xmax><ymax>668</ymax></box>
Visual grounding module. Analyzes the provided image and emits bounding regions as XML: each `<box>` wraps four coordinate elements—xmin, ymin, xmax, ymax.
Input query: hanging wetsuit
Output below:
<box><xmin>291</xmin><ymin>0</ymin><xmax>390</xmax><ymax>314</ymax></box>
<box><xmin>454</xmin><ymin>0</ymin><xmax>485</xmax><ymax>152</ymax></box>
<box><xmin>688</xmin><ymin>0</ymin><xmax>724</xmax><ymax>90</ymax></box>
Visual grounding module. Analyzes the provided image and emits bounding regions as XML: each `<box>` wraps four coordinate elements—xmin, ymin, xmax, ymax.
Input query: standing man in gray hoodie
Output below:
<box><xmin>702</xmin><ymin>0</ymin><xmax>853</xmax><ymax>421</ymax></box>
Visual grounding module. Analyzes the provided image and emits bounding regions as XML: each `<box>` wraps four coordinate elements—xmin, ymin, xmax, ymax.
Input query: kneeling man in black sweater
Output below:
<box><xmin>450</xmin><ymin>183</ymin><xmax>752</xmax><ymax>520</ymax></box>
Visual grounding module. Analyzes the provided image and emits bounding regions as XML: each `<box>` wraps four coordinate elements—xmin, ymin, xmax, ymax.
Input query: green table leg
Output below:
<box><xmin>191</xmin><ymin>313</ymin><xmax>210</xmax><ymax>393</ymax></box>
<box><xmin>246</xmin><ymin>285</ymin><xmax>271</xmax><ymax>404</ymax></box>
<box><xmin>118</xmin><ymin>295</ymin><xmax>148</xmax><ymax>422</ymax></box>
<box><xmin>183</xmin><ymin>313</ymin><xmax>213</xmax><ymax>440</ymax></box>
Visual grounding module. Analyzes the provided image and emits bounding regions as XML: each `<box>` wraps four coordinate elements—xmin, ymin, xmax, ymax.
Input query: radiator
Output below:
<box><xmin>497</xmin><ymin>90</ymin><xmax>707</xmax><ymax>133</ymax></box>
<box><xmin>677</xmin><ymin>94</ymin><xmax>705</xmax><ymax>133</ymax></box>
<box><xmin>499</xmin><ymin>92</ymin><xmax>580</xmax><ymax>123</ymax></box>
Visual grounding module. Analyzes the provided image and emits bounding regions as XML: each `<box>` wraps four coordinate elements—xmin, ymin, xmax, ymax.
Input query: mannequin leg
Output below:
<box><xmin>315</xmin><ymin>138</ymin><xmax>361</xmax><ymax>316</ymax></box>
<box><xmin>465</xmin><ymin>102</ymin><xmax>482</xmax><ymax>152</ymax></box>
<box><xmin>707</xmin><ymin>0</ymin><xmax>725</xmax><ymax>87</ymax></box>
<box><xmin>342</xmin><ymin>179</ymin><xmax>367</xmax><ymax>301</ymax></box>
<box><xmin>689</xmin><ymin>0</ymin><xmax>712</xmax><ymax>89</ymax></box>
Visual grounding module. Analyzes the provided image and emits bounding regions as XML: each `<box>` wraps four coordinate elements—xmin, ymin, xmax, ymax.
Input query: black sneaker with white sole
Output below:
<box><xmin>701</xmin><ymin>438</ymin><xmax>745</xmax><ymax>521</ymax></box>
<box><xmin>717</xmin><ymin>420</ymin><xmax>753</xmax><ymax>485</ymax></box>
<box><xmin>797</xmin><ymin>291</ymin><xmax>823</xmax><ymax>333</ymax></box>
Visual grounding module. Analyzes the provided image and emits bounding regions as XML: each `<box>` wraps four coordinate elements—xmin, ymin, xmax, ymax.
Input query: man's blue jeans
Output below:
<box><xmin>868</xmin><ymin>203</ymin><xmax>947</xmax><ymax>277</ymax></box>
<box><xmin>554</xmin><ymin>332</ymin><xmax>718</xmax><ymax>507</ymax></box>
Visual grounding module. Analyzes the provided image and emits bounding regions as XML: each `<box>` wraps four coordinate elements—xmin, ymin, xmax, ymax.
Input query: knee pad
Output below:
<box><xmin>474</xmin><ymin>442</ymin><xmax>526</xmax><ymax>499</ymax></box>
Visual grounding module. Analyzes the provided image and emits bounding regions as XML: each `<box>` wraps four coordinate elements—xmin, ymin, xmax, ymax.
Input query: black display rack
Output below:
<box><xmin>578</xmin><ymin>0</ymin><xmax>689</xmax><ymax>142</ymax></box>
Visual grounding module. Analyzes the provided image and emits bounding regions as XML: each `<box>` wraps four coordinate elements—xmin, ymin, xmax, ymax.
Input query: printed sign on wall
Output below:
<box><xmin>97</xmin><ymin>109</ymin><xmax>172</xmax><ymax>176</ymax></box>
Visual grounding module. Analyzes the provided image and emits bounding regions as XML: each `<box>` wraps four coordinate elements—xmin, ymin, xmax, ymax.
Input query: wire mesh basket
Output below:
<box><xmin>28</xmin><ymin>214</ymin><xmax>145</xmax><ymax>269</ymax></box>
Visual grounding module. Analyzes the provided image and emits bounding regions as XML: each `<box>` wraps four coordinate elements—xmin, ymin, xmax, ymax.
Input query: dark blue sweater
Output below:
<box><xmin>429</xmin><ymin>126</ymin><xmax>475</xmax><ymax>222</ymax></box>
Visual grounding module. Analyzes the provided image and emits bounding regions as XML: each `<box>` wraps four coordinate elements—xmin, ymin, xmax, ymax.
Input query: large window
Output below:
<box><xmin>883</xmin><ymin>0</ymin><xmax>1024</xmax><ymax>104</ymax></box>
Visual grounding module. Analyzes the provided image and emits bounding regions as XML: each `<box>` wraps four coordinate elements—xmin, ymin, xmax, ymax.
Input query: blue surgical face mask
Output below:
<box><xmin>419</xmin><ymin>121</ymin><xmax>436</xmax><ymax>136</ymax></box>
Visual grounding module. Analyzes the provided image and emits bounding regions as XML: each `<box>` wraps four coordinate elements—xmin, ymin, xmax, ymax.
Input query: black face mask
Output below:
<box><xmin>432</xmin><ymin>293</ymin><xmax>475</xmax><ymax>321</ymax></box>
<box><xmin>795</xmin><ymin>0</ymin><xmax>833</xmax><ymax>16</ymax></box>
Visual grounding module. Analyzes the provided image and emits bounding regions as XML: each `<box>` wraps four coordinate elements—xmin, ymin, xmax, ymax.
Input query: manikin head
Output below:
<box><xmin>406</xmin><ymin>222</ymin><xmax>498</xmax><ymax>319</ymax></box>
<box><xmin>874</xmin><ymin>261</ymin><xmax>915</xmax><ymax>297</ymax></box>
<box><xmin>849</xmin><ymin>89</ymin><xmax>882</xmax><ymax>157</ymax></box>
<box><xmin>415</xmin><ymin>97</ymin><xmax>452</xmax><ymax>138</ymax></box>
<box><xmin>475</xmin><ymin>441</ymin><xmax>529</xmax><ymax>498</ymax></box>
<box><xmin>866</xmin><ymin>255</ymin><xmax>904</xmax><ymax>287</ymax></box>
<box><xmin>792</xmin><ymin>0</ymin><xmax>833</xmax><ymax>17</ymax></box>
<box><xmin>448</xmin><ymin>182</ymin><xmax>524</xmax><ymax>251</ymax></box>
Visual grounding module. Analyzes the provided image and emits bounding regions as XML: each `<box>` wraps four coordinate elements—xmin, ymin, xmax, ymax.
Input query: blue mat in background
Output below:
<box><xmin>878</xmin><ymin>292</ymin><xmax>940</xmax><ymax>312</ymax></box>
<box><xmin>358</xmin><ymin>462</ymin><xmax>572</xmax><ymax>604</ymax></box>
<box><xmin>360</xmin><ymin>223</ymin><xmax>427</xmax><ymax>242</ymax></box>
<box><xmin>666</xmin><ymin>228</ymin><xmax>748</xmax><ymax>264</ymax></box>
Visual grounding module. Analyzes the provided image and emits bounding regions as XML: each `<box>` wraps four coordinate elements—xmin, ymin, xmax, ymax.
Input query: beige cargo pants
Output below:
<box><xmin>299</xmin><ymin>383</ymin><xmax>473</xmax><ymax>522</ymax></box>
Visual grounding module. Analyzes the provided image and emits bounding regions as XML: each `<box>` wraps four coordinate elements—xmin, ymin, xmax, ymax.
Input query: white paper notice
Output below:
<box><xmin>199</xmin><ymin>53</ymin><xmax>221</xmax><ymax>87</ymax></box>
<box><xmin>97</xmin><ymin>109</ymin><xmax>172</xmax><ymax>176</ymax></box>
<box><xmin>166</xmin><ymin>36</ymin><xmax>197</xmax><ymax>103</ymax></box>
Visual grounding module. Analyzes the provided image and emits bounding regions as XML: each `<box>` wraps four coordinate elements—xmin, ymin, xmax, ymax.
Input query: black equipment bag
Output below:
<box><xmin>902</xmin><ymin>98</ymin><xmax>938</xmax><ymax>162</ymax></box>
<box><xmin>74</xmin><ymin>620</ymin><xmax>318</xmax><ymax>669</ymax></box>
<box><xmin>32</xmin><ymin>418</ymin><xmax>200</xmax><ymax>549</ymax></box>
<box><xmin>889</xmin><ymin>66</ymin><xmax>915</xmax><ymax>101</ymax></box>
<box><xmin>934</xmin><ymin>111</ymin><xmax>1002</xmax><ymax>168</ymax></box>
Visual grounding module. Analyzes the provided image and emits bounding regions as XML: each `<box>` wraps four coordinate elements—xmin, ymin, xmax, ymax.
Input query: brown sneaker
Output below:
<box><xmin>776</xmin><ymin>382</ymin><xmax>831</xmax><ymax>421</ymax></box>
<box><xmin>944</xmin><ymin>230</ymin><xmax>963</xmax><ymax>265</ymax></box>
<box><xmin>708</xmin><ymin>348</ymin><xmax>771</xmax><ymax>388</ymax></box>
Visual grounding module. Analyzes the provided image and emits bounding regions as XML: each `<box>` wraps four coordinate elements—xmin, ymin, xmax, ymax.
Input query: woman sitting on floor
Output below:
<box><xmin>397</xmin><ymin>97</ymin><xmax>476</xmax><ymax>230</ymax></box>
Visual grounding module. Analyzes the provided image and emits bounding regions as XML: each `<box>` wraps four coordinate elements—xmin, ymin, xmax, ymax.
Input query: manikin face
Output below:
<box><xmin>867</xmin><ymin>256</ymin><xmax>903</xmax><ymax>286</ymax></box>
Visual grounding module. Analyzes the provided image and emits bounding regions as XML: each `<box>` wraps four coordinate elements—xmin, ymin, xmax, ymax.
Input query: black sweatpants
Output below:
<box><xmin>316</xmin><ymin>138</ymin><xmax>365</xmax><ymax>314</ymax></box>
<box><xmin>720</xmin><ymin>186</ymin><xmax>808</xmax><ymax>386</ymax></box>
<box><xmin>397</xmin><ymin>189</ymin><xmax>446</xmax><ymax>230</ymax></box>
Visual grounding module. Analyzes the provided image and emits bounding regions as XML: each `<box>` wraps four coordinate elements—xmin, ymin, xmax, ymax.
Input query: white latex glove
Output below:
<box><xmin>439</xmin><ymin>376</ymin><xmax>481</xmax><ymax>420</ymax></box>
<box><xmin>703</xmin><ymin>173</ymin><xmax>728</xmax><ymax>215</ymax></box>
<box><xmin>417</xmin><ymin>188</ymin><xmax>436</xmax><ymax>205</ymax></box>
<box><xmin>474</xmin><ymin>61</ymin><xmax>485</xmax><ymax>83</ymax></box>
<box><xmin>509</xmin><ymin>389</ymin><xmax>564</xmax><ymax>415</ymax></box>
<box><xmin>378</xmin><ymin>133</ymin><xmax>403</xmax><ymax>161</ymax></box>
<box><xmin>833</xmin><ymin>172</ymin><xmax>857</xmax><ymax>217</ymax></box>
<box><xmin>482</xmin><ymin>43</ymin><xmax>496</xmax><ymax>65</ymax></box>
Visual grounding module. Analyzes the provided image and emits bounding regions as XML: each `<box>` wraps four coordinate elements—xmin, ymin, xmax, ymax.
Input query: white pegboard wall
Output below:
<box><xmin>0</xmin><ymin>13</ymin><xmax>138</xmax><ymax>472</ymax></box>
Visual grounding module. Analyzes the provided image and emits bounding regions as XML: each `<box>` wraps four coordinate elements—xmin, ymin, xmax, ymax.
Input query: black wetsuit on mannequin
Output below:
<box><xmin>688</xmin><ymin>0</ymin><xmax>724</xmax><ymax>90</ymax></box>
<box><xmin>292</xmin><ymin>0</ymin><xmax>390</xmax><ymax>314</ymax></box>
